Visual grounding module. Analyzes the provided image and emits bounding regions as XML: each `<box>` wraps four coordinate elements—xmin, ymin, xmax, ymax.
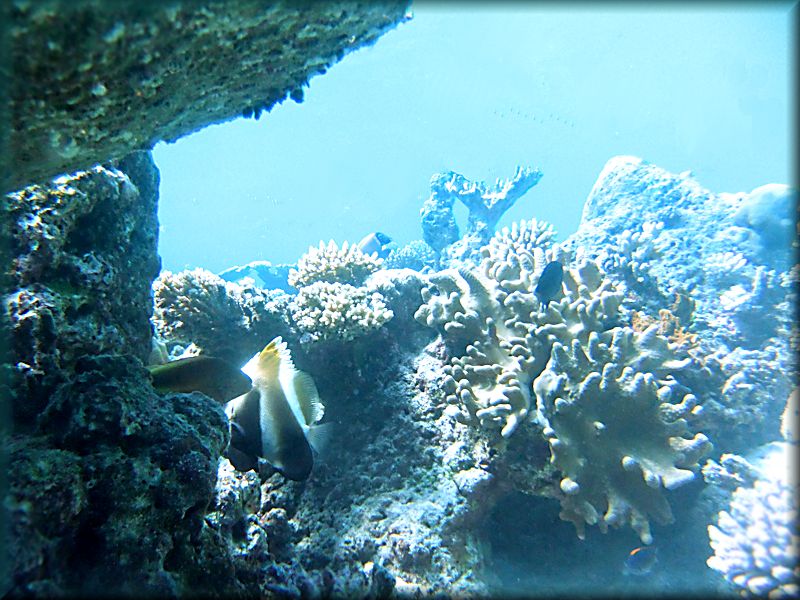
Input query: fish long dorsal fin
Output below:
<box><xmin>242</xmin><ymin>336</ymin><xmax>294</xmax><ymax>383</ymax></box>
<box><xmin>292</xmin><ymin>371</ymin><xmax>325</xmax><ymax>426</ymax></box>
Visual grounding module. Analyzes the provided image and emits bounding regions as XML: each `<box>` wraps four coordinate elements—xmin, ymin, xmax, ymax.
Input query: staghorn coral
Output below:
<box><xmin>415</xmin><ymin>220</ymin><xmax>711</xmax><ymax>542</ymax></box>
<box><xmin>288</xmin><ymin>240</ymin><xmax>383</xmax><ymax>288</ymax></box>
<box><xmin>707</xmin><ymin>444</ymin><xmax>799</xmax><ymax>597</ymax></box>
<box><xmin>420</xmin><ymin>167</ymin><xmax>543</xmax><ymax>263</ymax></box>
<box><xmin>152</xmin><ymin>267</ymin><xmax>290</xmax><ymax>366</ymax></box>
<box><xmin>290</xmin><ymin>281</ymin><xmax>393</xmax><ymax>342</ymax></box>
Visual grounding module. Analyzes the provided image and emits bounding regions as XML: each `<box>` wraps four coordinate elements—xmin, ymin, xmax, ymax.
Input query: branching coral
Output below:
<box><xmin>707</xmin><ymin>444</ymin><xmax>799</xmax><ymax>597</ymax></box>
<box><xmin>420</xmin><ymin>167</ymin><xmax>543</xmax><ymax>262</ymax></box>
<box><xmin>384</xmin><ymin>240</ymin><xmax>437</xmax><ymax>272</ymax></box>
<box><xmin>290</xmin><ymin>281</ymin><xmax>393</xmax><ymax>342</ymax></box>
<box><xmin>287</xmin><ymin>241</ymin><xmax>393</xmax><ymax>342</ymax></box>
<box><xmin>152</xmin><ymin>268</ymin><xmax>289</xmax><ymax>366</ymax></box>
<box><xmin>415</xmin><ymin>219</ymin><xmax>711</xmax><ymax>542</ymax></box>
<box><xmin>288</xmin><ymin>240</ymin><xmax>383</xmax><ymax>288</ymax></box>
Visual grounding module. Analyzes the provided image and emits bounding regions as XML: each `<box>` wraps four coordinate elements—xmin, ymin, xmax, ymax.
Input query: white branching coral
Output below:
<box><xmin>152</xmin><ymin>268</ymin><xmax>287</xmax><ymax>365</ymax></box>
<box><xmin>415</xmin><ymin>219</ymin><xmax>712</xmax><ymax>542</ymax></box>
<box><xmin>480</xmin><ymin>219</ymin><xmax>556</xmax><ymax>275</ymax></box>
<box><xmin>707</xmin><ymin>444</ymin><xmax>799</xmax><ymax>597</ymax></box>
<box><xmin>290</xmin><ymin>281</ymin><xmax>393</xmax><ymax>342</ymax></box>
<box><xmin>288</xmin><ymin>240</ymin><xmax>383</xmax><ymax>288</ymax></box>
<box><xmin>287</xmin><ymin>241</ymin><xmax>393</xmax><ymax>342</ymax></box>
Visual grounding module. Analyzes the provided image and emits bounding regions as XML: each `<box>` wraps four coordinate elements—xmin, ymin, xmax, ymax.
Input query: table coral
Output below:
<box><xmin>415</xmin><ymin>219</ymin><xmax>711</xmax><ymax>542</ymax></box>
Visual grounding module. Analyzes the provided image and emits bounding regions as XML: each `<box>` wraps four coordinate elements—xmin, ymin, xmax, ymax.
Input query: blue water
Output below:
<box><xmin>153</xmin><ymin>2</ymin><xmax>792</xmax><ymax>274</ymax></box>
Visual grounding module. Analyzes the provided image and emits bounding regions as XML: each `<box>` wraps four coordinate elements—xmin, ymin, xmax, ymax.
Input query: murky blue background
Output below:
<box><xmin>153</xmin><ymin>2</ymin><xmax>792</xmax><ymax>273</ymax></box>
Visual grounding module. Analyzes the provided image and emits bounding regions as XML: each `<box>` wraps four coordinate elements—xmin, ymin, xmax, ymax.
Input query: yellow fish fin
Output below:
<box><xmin>243</xmin><ymin>336</ymin><xmax>294</xmax><ymax>382</ymax></box>
<box><xmin>293</xmin><ymin>370</ymin><xmax>325</xmax><ymax>426</ymax></box>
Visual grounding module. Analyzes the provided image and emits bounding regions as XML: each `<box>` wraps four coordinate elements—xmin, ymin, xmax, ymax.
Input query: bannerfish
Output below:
<box><xmin>623</xmin><ymin>545</ymin><xmax>658</xmax><ymax>576</ymax></box>
<box><xmin>534</xmin><ymin>260</ymin><xmax>564</xmax><ymax>308</ymax></box>
<box><xmin>148</xmin><ymin>355</ymin><xmax>252</xmax><ymax>404</ymax></box>
<box><xmin>357</xmin><ymin>231</ymin><xmax>395</xmax><ymax>258</ymax></box>
<box><xmin>224</xmin><ymin>337</ymin><xmax>329</xmax><ymax>481</ymax></box>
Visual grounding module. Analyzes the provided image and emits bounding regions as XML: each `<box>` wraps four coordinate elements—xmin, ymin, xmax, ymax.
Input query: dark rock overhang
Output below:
<box><xmin>4</xmin><ymin>0</ymin><xmax>412</xmax><ymax>193</ymax></box>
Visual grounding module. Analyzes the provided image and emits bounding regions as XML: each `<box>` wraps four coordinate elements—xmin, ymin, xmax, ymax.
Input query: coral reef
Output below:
<box><xmin>564</xmin><ymin>156</ymin><xmax>797</xmax><ymax>454</ymax></box>
<box><xmin>203</xmin><ymin>336</ymin><xmax>500</xmax><ymax>598</ymax></box>
<box><xmin>287</xmin><ymin>241</ymin><xmax>394</xmax><ymax>343</ymax></box>
<box><xmin>732</xmin><ymin>183</ymin><xmax>796</xmax><ymax>267</ymax></box>
<box><xmin>290</xmin><ymin>281</ymin><xmax>393</xmax><ymax>343</ymax></box>
<box><xmin>420</xmin><ymin>166</ymin><xmax>543</xmax><ymax>264</ymax></box>
<box><xmin>8</xmin><ymin>0</ymin><xmax>412</xmax><ymax>191</ymax></box>
<box><xmin>152</xmin><ymin>267</ymin><xmax>290</xmax><ymax>367</ymax></box>
<box><xmin>288</xmin><ymin>240</ymin><xmax>384</xmax><ymax>288</ymax></box>
<box><xmin>567</xmin><ymin>156</ymin><xmax>795</xmax><ymax>351</ymax></box>
<box><xmin>707</xmin><ymin>443</ymin><xmax>798</xmax><ymax>597</ymax></box>
<box><xmin>4</xmin><ymin>154</ymin><xmax>248</xmax><ymax>596</ymax></box>
<box><xmin>218</xmin><ymin>260</ymin><xmax>293</xmax><ymax>292</ymax></box>
<box><xmin>384</xmin><ymin>239</ymin><xmax>438</xmax><ymax>272</ymax></box>
<box><xmin>414</xmin><ymin>219</ymin><xmax>711</xmax><ymax>543</ymax></box>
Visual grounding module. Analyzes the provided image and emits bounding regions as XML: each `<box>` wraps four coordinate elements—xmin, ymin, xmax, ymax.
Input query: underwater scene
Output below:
<box><xmin>3</xmin><ymin>1</ymin><xmax>798</xmax><ymax>598</ymax></box>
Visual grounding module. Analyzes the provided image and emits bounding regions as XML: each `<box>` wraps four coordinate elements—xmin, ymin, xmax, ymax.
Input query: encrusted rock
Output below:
<box><xmin>8</xmin><ymin>0</ymin><xmax>411</xmax><ymax>191</ymax></box>
<box><xmin>4</xmin><ymin>155</ymin><xmax>242</xmax><ymax>595</ymax></box>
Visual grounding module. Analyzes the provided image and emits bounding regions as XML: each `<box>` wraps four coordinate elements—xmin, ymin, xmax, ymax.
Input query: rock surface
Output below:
<box><xmin>6</xmin><ymin>0</ymin><xmax>411</xmax><ymax>192</ymax></box>
<box><xmin>3</xmin><ymin>153</ymin><xmax>246</xmax><ymax>596</ymax></box>
<box><xmin>564</xmin><ymin>156</ymin><xmax>797</xmax><ymax>453</ymax></box>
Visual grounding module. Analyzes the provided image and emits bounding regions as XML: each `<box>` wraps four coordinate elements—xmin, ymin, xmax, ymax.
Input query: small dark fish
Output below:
<box><xmin>623</xmin><ymin>545</ymin><xmax>658</xmax><ymax>576</ymax></box>
<box><xmin>534</xmin><ymin>260</ymin><xmax>564</xmax><ymax>308</ymax></box>
<box><xmin>148</xmin><ymin>355</ymin><xmax>252</xmax><ymax>404</ymax></box>
<box><xmin>225</xmin><ymin>337</ymin><xmax>330</xmax><ymax>481</ymax></box>
<box><xmin>358</xmin><ymin>231</ymin><xmax>395</xmax><ymax>259</ymax></box>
